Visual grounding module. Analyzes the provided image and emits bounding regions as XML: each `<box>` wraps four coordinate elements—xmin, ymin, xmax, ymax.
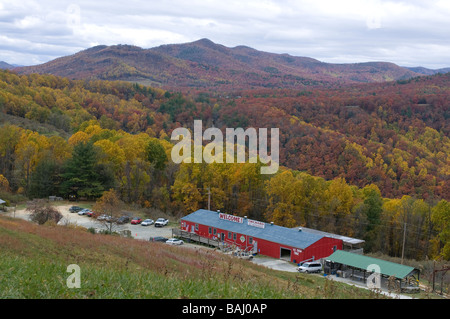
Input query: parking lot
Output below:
<box><xmin>6</xmin><ymin>203</ymin><xmax>174</xmax><ymax>241</ymax></box>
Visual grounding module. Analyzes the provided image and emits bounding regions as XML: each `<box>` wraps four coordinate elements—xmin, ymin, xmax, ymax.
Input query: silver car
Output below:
<box><xmin>141</xmin><ymin>219</ymin><xmax>154</xmax><ymax>226</ymax></box>
<box><xmin>298</xmin><ymin>262</ymin><xmax>322</xmax><ymax>273</ymax></box>
<box><xmin>78</xmin><ymin>208</ymin><xmax>91</xmax><ymax>216</ymax></box>
<box><xmin>165</xmin><ymin>238</ymin><xmax>184</xmax><ymax>245</ymax></box>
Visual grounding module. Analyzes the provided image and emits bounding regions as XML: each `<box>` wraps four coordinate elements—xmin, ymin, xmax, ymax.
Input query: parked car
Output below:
<box><xmin>78</xmin><ymin>208</ymin><xmax>92</xmax><ymax>216</ymax></box>
<box><xmin>141</xmin><ymin>219</ymin><xmax>154</xmax><ymax>226</ymax></box>
<box><xmin>298</xmin><ymin>262</ymin><xmax>322</xmax><ymax>273</ymax></box>
<box><xmin>86</xmin><ymin>211</ymin><xmax>94</xmax><ymax>217</ymax></box>
<box><xmin>154</xmin><ymin>218</ymin><xmax>169</xmax><ymax>227</ymax></box>
<box><xmin>105</xmin><ymin>215</ymin><xmax>116</xmax><ymax>223</ymax></box>
<box><xmin>131</xmin><ymin>217</ymin><xmax>142</xmax><ymax>225</ymax></box>
<box><xmin>149</xmin><ymin>236</ymin><xmax>168</xmax><ymax>243</ymax></box>
<box><xmin>117</xmin><ymin>216</ymin><xmax>130</xmax><ymax>224</ymax></box>
<box><xmin>97</xmin><ymin>214</ymin><xmax>108</xmax><ymax>221</ymax></box>
<box><xmin>69</xmin><ymin>206</ymin><xmax>83</xmax><ymax>213</ymax></box>
<box><xmin>165</xmin><ymin>238</ymin><xmax>184</xmax><ymax>245</ymax></box>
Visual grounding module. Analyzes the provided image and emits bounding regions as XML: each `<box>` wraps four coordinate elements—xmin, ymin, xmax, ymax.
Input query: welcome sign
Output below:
<box><xmin>219</xmin><ymin>213</ymin><xmax>243</xmax><ymax>223</ymax></box>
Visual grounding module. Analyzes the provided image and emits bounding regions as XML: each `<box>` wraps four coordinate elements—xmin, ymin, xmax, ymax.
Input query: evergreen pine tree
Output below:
<box><xmin>29</xmin><ymin>158</ymin><xmax>61</xmax><ymax>198</ymax></box>
<box><xmin>60</xmin><ymin>142</ymin><xmax>105</xmax><ymax>199</ymax></box>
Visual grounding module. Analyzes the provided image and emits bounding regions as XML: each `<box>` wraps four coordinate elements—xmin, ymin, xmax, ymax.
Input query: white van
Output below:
<box><xmin>298</xmin><ymin>262</ymin><xmax>322</xmax><ymax>273</ymax></box>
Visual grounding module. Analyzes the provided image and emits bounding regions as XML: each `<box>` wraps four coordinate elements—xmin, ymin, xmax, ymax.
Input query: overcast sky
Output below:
<box><xmin>0</xmin><ymin>0</ymin><xmax>449</xmax><ymax>68</ymax></box>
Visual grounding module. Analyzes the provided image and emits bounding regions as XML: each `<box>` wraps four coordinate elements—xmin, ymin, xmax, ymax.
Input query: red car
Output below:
<box><xmin>131</xmin><ymin>217</ymin><xmax>142</xmax><ymax>225</ymax></box>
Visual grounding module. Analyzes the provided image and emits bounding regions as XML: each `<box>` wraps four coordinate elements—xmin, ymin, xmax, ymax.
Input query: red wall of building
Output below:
<box><xmin>182</xmin><ymin>221</ymin><xmax>254</xmax><ymax>251</ymax></box>
<box><xmin>300</xmin><ymin>237</ymin><xmax>343</xmax><ymax>263</ymax></box>
<box><xmin>181</xmin><ymin>220</ymin><xmax>342</xmax><ymax>263</ymax></box>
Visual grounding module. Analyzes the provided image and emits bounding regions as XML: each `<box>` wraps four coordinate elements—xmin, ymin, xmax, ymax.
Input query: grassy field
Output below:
<box><xmin>0</xmin><ymin>215</ymin><xmax>386</xmax><ymax>299</ymax></box>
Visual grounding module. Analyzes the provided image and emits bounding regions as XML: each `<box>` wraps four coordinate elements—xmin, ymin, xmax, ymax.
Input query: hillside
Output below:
<box><xmin>15</xmin><ymin>39</ymin><xmax>422</xmax><ymax>90</ymax></box>
<box><xmin>406</xmin><ymin>66</ymin><xmax>450</xmax><ymax>76</ymax></box>
<box><xmin>0</xmin><ymin>215</ymin><xmax>377</xmax><ymax>299</ymax></box>
<box><xmin>0</xmin><ymin>69</ymin><xmax>449</xmax><ymax>262</ymax></box>
<box><xmin>1</xmin><ymin>69</ymin><xmax>448</xmax><ymax>203</ymax></box>
<box><xmin>0</xmin><ymin>61</ymin><xmax>15</xmax><ymax>70</ymax></box>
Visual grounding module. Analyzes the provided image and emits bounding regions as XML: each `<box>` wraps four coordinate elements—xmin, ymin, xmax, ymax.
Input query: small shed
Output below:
<box><xmin>324</xmin><ymin>250</ymin><xmax>420</xmax><ymax>291</ymax></box>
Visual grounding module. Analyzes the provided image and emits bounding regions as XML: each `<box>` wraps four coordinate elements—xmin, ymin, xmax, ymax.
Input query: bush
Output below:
<box><xmin>26</xmin><ymin>199</ymin><xmax>63</xmax><ymax>225</ymax></box>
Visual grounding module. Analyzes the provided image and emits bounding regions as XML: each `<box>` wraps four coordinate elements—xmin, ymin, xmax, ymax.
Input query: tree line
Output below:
<box><xmin>0</xmin><ymin>70</ymin><xmax>448</xmax><ymax>201</ymax></box>
<box><xmin>0</xmin><ymin>121</ymin><xmax>448</xmax><ymax>260</ymax></box>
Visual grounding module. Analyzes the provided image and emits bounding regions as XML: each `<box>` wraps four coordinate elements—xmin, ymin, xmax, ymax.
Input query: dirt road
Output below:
<box><xmin>5</xmin><ymin>203</ymin><xmax>173</xmax><ymax>241</ymax></box>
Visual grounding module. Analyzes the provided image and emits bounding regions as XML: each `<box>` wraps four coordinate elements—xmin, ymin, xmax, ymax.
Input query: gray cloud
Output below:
<box><xmin>0</xmin><ymin>0</ymin><xmax>448</xmax><ymax>69</ymax></box>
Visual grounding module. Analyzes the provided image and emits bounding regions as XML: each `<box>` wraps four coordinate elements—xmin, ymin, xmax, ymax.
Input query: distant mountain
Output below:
<box><xmin>16</xmin><ymin>39</ymin><xmax>422</xmax><ymax>89</ymax></box>
<box><xmin>0</xmin><ymin>61</ymin><xmax>16</xmax><ymax>70</ymax></box>
<box><xmin>405</xmin><ymin>66</ymin><xmax>450</xmax><ymax>75</ymax></box>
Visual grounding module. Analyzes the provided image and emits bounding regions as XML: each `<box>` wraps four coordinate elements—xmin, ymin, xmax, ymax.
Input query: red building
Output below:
<box><xmin>181</xmin><ymin>209</ymin><xmax>343</xmax><ymax>264</ymax></box>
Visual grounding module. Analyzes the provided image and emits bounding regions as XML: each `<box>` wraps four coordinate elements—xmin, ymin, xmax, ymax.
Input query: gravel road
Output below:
<box><xmin>5</xmin><ymin>203</ymin><xmax>174</xmax><ymax>241</ymax></box>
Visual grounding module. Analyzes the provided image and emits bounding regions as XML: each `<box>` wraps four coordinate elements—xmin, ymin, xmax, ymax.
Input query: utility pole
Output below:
<box><xmin>207</xmin><ymin>187</ymin><xmax>211</xmax><ymax>211</ymax></box>
<box><xmin>401</xmin><ymin>222</ymin><xmax>406</xmax><ymax>264</ymax></box>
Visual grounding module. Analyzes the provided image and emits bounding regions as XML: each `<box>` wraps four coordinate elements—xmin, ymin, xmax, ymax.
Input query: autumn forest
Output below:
<box><xmin>0</xmin><ymin>57</ymin><xmax>449</xmax><ymax>262</ymax></box>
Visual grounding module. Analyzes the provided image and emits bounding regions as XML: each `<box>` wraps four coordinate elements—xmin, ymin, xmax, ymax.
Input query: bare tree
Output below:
<box><xmin>93</xmin><ymin>189</ymin><xmax>124</xmax><ymax>234</ymax></box>
<box><xmin>26</xmin><ymin>199</ymin><xmax>63</xmax><ymax>225</ymax></box>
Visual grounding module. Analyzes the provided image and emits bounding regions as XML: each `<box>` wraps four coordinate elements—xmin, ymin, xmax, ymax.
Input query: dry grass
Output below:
<box><xmin>0</xmin><ymin>215</ymin><xmax>378</xmax><ymax>299</ymax></box>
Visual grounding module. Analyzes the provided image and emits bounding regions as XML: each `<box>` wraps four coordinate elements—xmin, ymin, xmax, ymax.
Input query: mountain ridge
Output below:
<box><xmin>0</xmin><ymin>61</ymin><xmax>16</xmax><ymax>70</ymax></box>
<box><xmin>15</xmin><ymin>39</ymin><xmax>427</xmax><ymax>89</ymax></box>
<box><xmin>405</xmin><ymin>66</ymin><xmax>450</xmax><ymax>75</ymax></box>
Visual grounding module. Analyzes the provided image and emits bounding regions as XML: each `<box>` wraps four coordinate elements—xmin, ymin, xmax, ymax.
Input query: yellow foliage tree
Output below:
<box><xmin>265</xmin><ymin>169</ymin><xmax>305</xmax><ymax>226</ymax></box>
<box><xmin>94</xmin><ymin>139</ymin><xmax>126</xmax><ymax>174</ymax></box>
<box><xmin>68</xmin><ymin>131</ymin><xmax>89</xmax><ymax>146</ymax></box>
<box><xmin>0</xmin><ymin>174</ymin><xmax>10</xmax><ymax>192</ymax></box>
<box><xmin>324</xmin><ymin>177</ymin><xmax>354</xmax><ymax>234</ymax></box>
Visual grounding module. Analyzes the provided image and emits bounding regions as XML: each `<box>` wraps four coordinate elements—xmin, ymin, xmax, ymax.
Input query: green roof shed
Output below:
<box><xmin>325</xmin><ymin>250</ymin><xmax>418</xmax><ymax>280</ymax></box>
